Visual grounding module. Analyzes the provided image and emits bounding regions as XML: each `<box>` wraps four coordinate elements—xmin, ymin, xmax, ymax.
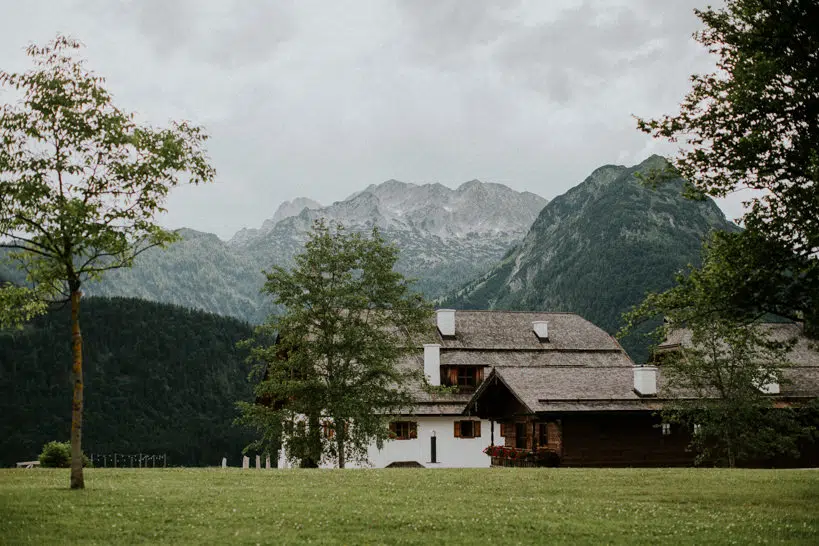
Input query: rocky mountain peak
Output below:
<box><xmin>270</xmin><ymin>197</ymin><xmax>323</xmax><ymax>226</ymax></box>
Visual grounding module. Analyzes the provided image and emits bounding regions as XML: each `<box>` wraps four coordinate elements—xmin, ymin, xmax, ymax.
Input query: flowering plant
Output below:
<box><xmin>482</xmin><ymin>445</ymin><xmax>529</xmax><ymax>460</ymax></box>
<box><xmin>483</xmin><ymin>445</ymin><xmax>561</xmax><ymax>466</ymax></box>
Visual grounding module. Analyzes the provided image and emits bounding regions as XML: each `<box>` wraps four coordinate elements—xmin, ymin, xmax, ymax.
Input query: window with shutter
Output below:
<box><xmin>455</xmin><ymin>420</ymin><xmax>480</xmax><ymax>439</ymax></box>
<box><xmin>500</xmin><ymin>422</ymin><xmax>510</xmax><ymax>437</ymax></box>
<box><xmin>322</xmin><ymin>421</ymin><xmax>334</xmax><ymax>439</ymax></box>
<box><xmin>442</xmin><ymin>366</ymin><xmax>485</xmax><ymax>391</ymax></box>
<box><xmin>389</xmin><ymin>421</ymin><xmax>417</xmax><ymax>440</ymax></box>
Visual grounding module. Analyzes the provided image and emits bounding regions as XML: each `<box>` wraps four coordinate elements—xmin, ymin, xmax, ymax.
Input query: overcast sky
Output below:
<box><xmin>0</xmin><ymin>0</ymin><xmax>740</xmax><ymax>239</ymax></box>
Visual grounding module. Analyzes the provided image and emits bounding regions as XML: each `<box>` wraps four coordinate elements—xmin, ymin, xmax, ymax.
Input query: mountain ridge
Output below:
<box><xmin>82</xmin><ymin>179</ymin><xmax>547</xmax><ymax>322</ymax></box>
<box><xmin>441</xmin><ymin>156</ymin><xmax>737</xmax><ymax>362</ymax></box>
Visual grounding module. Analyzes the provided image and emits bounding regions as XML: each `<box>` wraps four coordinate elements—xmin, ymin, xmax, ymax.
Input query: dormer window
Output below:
<box><xmin>441</xmin><ymin>365</ymin><xmax>484</xmax><ymax>391</ymax></box>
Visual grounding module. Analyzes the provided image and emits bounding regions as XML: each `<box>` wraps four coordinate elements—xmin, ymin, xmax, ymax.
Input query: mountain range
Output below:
<box><xmin>1</xmin><ymin>156</ymin><xmax>737</xmax><ymax>361</ymax></box>
<box><xmin>440</xmin><ymin>155</ymin><xmax>737</xmax><ymax>361</ymax></box>
<box><xmin>81</xmin><ymin>179</ymin><xmax>548</xmax><ymax>323</ymax></box>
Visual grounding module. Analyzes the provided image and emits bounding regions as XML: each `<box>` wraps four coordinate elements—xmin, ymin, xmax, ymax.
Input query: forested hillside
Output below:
<box><xmin>0</xmin><ymin>297</ymin><xmax>254</xmax><ymax>467</ymax></box>
<box><xmin>442</xmin><ymin>156</ymin><xmax>738</xmax><ymax>362</ymax></box>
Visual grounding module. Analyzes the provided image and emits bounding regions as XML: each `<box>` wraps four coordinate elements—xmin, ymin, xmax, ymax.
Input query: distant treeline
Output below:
<box><xmin>0</xmin><ymin>296</ymin><xmax>254</xmax><ymax>467</ymax></box>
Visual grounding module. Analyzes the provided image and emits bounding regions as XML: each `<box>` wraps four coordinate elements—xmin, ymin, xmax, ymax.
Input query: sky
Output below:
<box><xmin>0</xmin><ymin>0</ymin><xmax>742</xmax><ymax>239</ymax></box>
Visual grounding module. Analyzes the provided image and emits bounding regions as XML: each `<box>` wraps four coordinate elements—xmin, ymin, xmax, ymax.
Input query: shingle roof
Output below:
<box><xmin>405</xmin><ymin>310</ymin><xmax>637</xmax><ymax>412</ymax></box>
<box><xmin>656</xmin><ymin>323</ymin><xmax>819</xmax><ymax>399</ymax></box>
<box><xmin>420</xmin><ymin>311</ymin><xmax>623</xmax><ymax>351</ymax></box>
<box><xmin>658</xmin><ymin>322</ymin><xmax>815</xmax><ymax>364</ymax></box>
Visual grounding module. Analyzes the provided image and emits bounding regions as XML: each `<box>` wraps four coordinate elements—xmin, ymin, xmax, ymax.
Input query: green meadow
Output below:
<box><xmin>0</xmin><ymin>468</ymin><xmax>817</xmax><ymax>544</ymax></box>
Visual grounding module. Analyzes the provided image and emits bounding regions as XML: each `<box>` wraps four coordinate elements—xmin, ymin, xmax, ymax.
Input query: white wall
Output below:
<box><xmin>277</xmin><ymin>417</ymin><xmax>504</xmax><ymax>468</ymax></box>
<box><xmin>366</xmin><ymin>416</ymin><xmax>503</xmax><ymax>468</ymax></box>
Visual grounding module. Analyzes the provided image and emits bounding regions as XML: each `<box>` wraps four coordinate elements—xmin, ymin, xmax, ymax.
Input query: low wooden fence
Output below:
<box><xmin>89</xmin><ymin>453</ymin><xmax>167</xmax><ymax>468</ymax></box>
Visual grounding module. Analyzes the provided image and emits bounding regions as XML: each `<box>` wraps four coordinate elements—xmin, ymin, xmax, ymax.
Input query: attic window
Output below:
<box><xmin>441</xmin><ymin>366</ymin><xmax>484</xmax><ymax>391</ymax></box>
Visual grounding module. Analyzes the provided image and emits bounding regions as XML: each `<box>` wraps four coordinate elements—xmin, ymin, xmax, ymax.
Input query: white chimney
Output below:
<box><xmin>533</xmin><ymin>321</ymin><xmax>549</xmax><ymax>341</ymax></box>
<box><xmin>757</xmin><ymin>370</ymin><xmax>780</xmax><ymax>394</ymax></box>
<box><xmin>759</xmin><ymin>381</ymin><xmax>780</xmax><ymax>395</ymax></box>
<box><xmin>436</xmin><ymin>309</ymin><xmax>456</xmax><ymax>337</ymax></box>
<box><xmin>424</xmin><ymin>344</ymin><xmax>441</xmax><ymax>386</ymax></box>
<box><xmin>633</xmin><ymin>366</ymin><xmax>657</xmax><ymax>396</ymax></box>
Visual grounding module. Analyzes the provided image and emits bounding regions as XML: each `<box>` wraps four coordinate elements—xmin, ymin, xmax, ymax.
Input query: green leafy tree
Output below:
<box><xmin>656</xmin><ymin>318</ymin><xmax>803</xmax><ymax>467</ymax></box>
<box><xmin>621</xmin><ymin>242</ymin><xmax>814</xmax><ymax>467</ymax></box>
<box><xmin>0</xmin><ymin>36</ymin><xmax>214</xmax><ymax>488</ymax></box>
<box><xmin>239</xmin><ymin>219</ymin><xmax>432</xmax><ymax>468</ymax></box>
<box><xmin>636</xmin><ymin>0</ymin><xmax>819</xmax><ymax>332</ymax></box>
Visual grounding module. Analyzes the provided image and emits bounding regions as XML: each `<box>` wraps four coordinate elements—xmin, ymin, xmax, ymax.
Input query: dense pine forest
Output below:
<box><xmin>0</xmin><ymin>297</ymin><xmax>254</xmax><ymax>467</ymax></box>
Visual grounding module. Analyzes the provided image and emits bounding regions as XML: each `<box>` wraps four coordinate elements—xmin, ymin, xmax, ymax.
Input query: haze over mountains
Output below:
<box><xmin>82</xmin><ymin>179</ymin><xmax>548</xmax><ymax>323</ymax></box>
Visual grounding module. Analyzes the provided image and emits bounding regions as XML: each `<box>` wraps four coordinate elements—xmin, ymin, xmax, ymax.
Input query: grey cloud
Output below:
<box><xmin>1</xmin><ymin>0</ymin><xmax>734</xmax><ymax>239</ymax></box>
<box><xmin>395</xmin><ymin>0</ymin><xmax>522</xmax><ymax>66</ymax></box>
<box><xmin>84</xmin><ymin>0</ymin><xmax>296</xmax><ymax>68</ymax></box>
<box><xmin>397</xmin><ymin>0</ymin><xmax>710</xmax><ymax>104</ymax></box>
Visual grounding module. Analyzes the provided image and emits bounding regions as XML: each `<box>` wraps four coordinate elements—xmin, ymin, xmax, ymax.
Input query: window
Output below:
<box><xmin>321</xmin><ymin>421</ymin><xmax>334</xmax><ymax>439</ymax></box>
<box><xmin>389</xmin><ymin>421</ymin><xmax>417</xmax><ymax>440</ymax></box>
<box><xmin>322</xmin><ymin>420</ymin><xmax>349</xmax><ymax>438</ymax></box>
<box><xmin>454</xmin><ymin>420</ymin><xmax>481</xmax><ymax>439</ymax></box>
<box><xmin>515</xmin><ymin>422</ymin><xmax>527</xmax><ymax>449</ymax></box>
<box><xmin>538</xmin><ymin>423</ymin><xmax>548</xmax><ymax>447</ymax></box>
<box><xmin>693</xmin><ymin>424</ymin><xmax>702</xmax><ymax>435</ymax></box>
<box><xmin>499</xmin><ymin>422</ymin><xmax>511</xmax><ymax>437</ymax></box>
<box><xmin>661</xmin><ymin>423</ymin><xmax>671</xmax><ymax>436</ymax></box>
<box><xmin>441</xmin><ymin>366</ymin><xmax>484</xmax><ymax>390</ymax></box>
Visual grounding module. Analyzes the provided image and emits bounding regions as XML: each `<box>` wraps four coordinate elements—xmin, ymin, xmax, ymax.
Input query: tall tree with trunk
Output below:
<box><xmin>636</xmin><ymin>0</ymin><xmax>819</xmax><ymax>333</ymax></box>
<box><xmin>0</xmin><ymin>36</ymin><xmax>214</xmax><ymax>488</ymax></box>
<box><xmin>239</xmin><ymin>220</ymin><xmax>432</xmax><ymax>468</ymax></box>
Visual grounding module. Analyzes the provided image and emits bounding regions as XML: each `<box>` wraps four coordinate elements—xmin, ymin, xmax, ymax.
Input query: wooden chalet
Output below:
<box><xmin>462</xmin><ymin>317</ymin><xmax>819</xmax><ymax>467</ymax></box>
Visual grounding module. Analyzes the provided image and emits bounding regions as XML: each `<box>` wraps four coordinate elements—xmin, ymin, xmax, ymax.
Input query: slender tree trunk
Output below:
<box><xmin>70</xmin><ymin>289</ymin><xmax>84</xmax><ymax>489</ymax></box>
<box><xmin>336</xmin><ymin>421</ymin><xmax>345</xmax><ymax>469</ymax></box>
<box><xmin>726</xmin><ymin>432</ymin><xmax>736</xmax><ymax>469</ymax></box>
<box><xmin>302</xmin><ymin>411</ymin><xmax>322</xmax><ymax>468</ymax></box>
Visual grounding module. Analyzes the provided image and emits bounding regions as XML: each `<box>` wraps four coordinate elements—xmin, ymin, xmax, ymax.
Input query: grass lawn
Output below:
<box><xmin>0</xmin><ymin>468</ymin><xmax>817</xmax><ymax>545</ymax></box>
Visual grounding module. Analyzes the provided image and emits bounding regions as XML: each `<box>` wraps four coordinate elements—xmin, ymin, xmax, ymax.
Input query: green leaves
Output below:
<box><xmin>635</xmin><ymin>0</ymin><xmax>819</xmax><ymax>329</ymax></box>
<box><xmin>0</xmin><ymin>34</ymin><xmax>215</xmax><ymax>297</ymax></box>
<box><xmin>240</xmin><ymin>219</ymin><xmax>433</xmax><ymax>467</ymax></box>
<box><xmin>0</xmin><ymin>283</ymin><xmax>48</xmax><ymax>328</ymax></box>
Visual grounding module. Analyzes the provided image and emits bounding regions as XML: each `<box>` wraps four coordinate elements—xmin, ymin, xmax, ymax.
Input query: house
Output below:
<box><xmin>465</xmin><ymin>319</ymin><xmax>819</xmax><ymax>467</ymax></box>
<box><xmin>363</xmin><ymin>309</ymin><xmax>656</xmax><ymax>468</ymax></box>
<box><xmin>277</xmin><ymin>311</ymin><xmax>819</xmax><ymax>468</ymax></box>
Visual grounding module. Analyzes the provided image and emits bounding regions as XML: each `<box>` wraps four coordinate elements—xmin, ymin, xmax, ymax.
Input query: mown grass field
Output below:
<box><xmin>0</xmin><ymin>468</ymin><xmax>817</xmax><ymax>545</ymax></box>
